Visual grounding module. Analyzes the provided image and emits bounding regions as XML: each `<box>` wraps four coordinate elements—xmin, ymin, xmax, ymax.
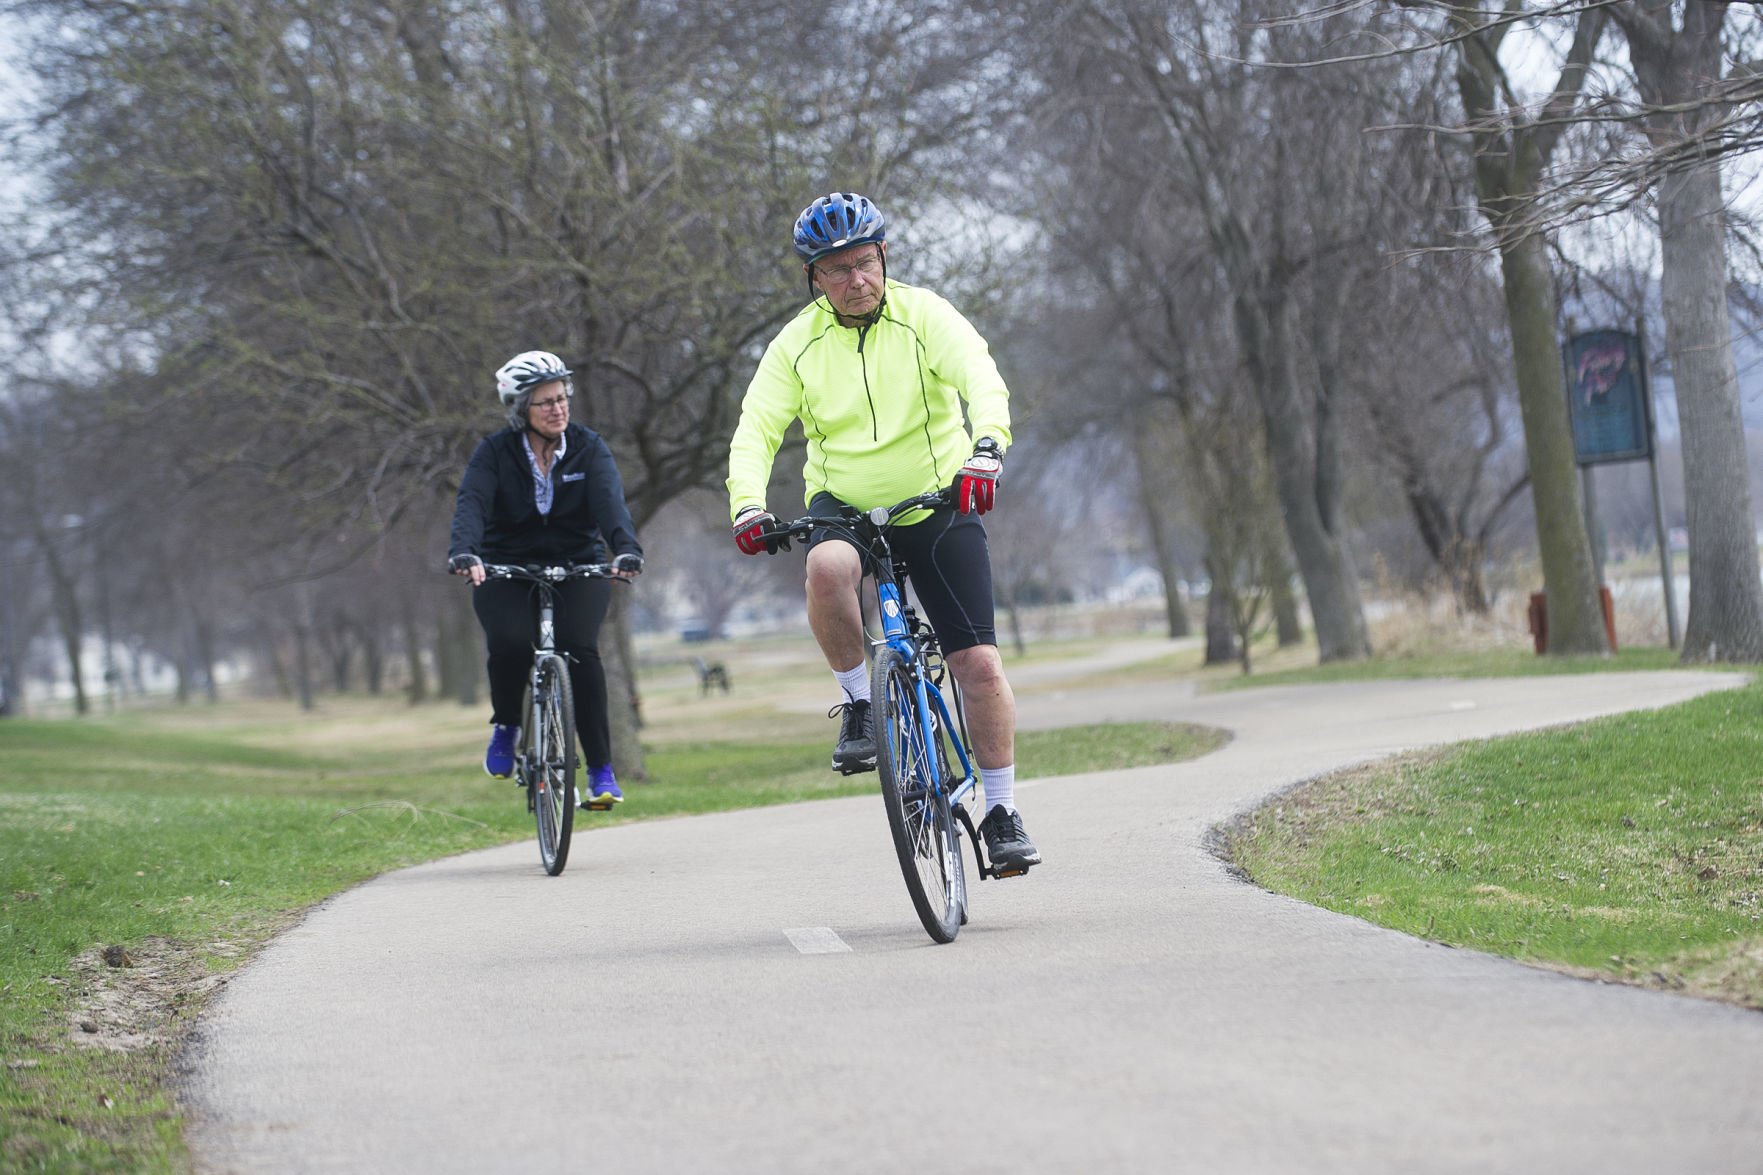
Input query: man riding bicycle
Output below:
<box><xmin>725</xmin><ymin>192</ymin><xmax>1040</xmax><ymax>873</ymax></box>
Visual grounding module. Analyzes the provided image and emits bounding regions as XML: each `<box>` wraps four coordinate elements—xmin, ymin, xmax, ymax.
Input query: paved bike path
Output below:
<box><xmin>184</xmin><ymin>669</ymin><xmax>1763</xmax><ymax>1173</ymax></box>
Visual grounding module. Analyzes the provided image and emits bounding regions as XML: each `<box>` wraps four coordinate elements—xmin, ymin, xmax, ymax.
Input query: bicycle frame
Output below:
<box><xmin>870</xmin><ymin>565</ymin><xmax>978</xmax><ymax>815</ymax></box>
<box><xmin>784</xmin><ymin>493</ymin><xmax>1008</xmax><ymax>884</ymax></box>
<box><xmin>483</xmin><ymin>565</ymin><xmax>599</xmax><ymax>777</ymax></box>
<box><xmin>523</xmin><ymin>587</ymin><xmax>561</xmax><ymax>792</ymax></box>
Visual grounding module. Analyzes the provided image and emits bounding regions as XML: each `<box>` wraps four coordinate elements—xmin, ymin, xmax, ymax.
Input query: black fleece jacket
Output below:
<box><xmin>448</xmin><ymin>423</ymin><xmax>642</xmax><ymax>566</ymax></box>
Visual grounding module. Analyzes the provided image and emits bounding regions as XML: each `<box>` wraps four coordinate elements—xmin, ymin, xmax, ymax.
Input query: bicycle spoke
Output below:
<box><xmin>874</xmin><ymin>647</ymin><xmax>961</xmax><ymax>942</ymax></box>
<box><xmin>531</xmin><ymin>657</ymin><xmax>576</xmax><ymax>875</ymax></box>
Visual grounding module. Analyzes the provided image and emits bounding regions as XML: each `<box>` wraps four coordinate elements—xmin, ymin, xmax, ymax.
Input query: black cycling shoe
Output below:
<box><xmin>979</xmin><ymin>805</ymin><xmax>1042</xmax><ymax>874</ymax></box>
<box><xmin>829</xmin><ymin>699</ymin><xmax>876</xmax><ymax>774</ymax></box>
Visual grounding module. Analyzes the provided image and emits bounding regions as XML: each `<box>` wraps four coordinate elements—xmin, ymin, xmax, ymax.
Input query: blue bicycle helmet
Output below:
<box><xmin>792</xmin><ymin>192</ymin><xmax>886</xmax><ymax>264</ymax></box>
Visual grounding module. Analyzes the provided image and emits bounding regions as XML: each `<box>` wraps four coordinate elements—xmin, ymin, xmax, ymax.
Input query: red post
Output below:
<box><xmin>1526</xmin><ymin>588</ymin><xmax>1617</xmax><ymax>655</ymax></box>
<box><xmin>1599</xmin><ymin>585</ymin><xmax>1617</xmax><ymax>651</ymax></box>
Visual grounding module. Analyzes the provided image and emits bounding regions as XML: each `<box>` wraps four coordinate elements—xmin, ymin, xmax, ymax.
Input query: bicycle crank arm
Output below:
<box><xmin>952</xmin><ymin>804</ymin><xmax>1028</xmax><ymax>881</ymax></box>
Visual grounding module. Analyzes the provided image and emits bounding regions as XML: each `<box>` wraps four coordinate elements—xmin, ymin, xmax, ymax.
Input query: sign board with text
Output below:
<box><xmin>1562</xmin><ymin>329</ymin><xmax>1652</xmax><ymax>465</ymax></box>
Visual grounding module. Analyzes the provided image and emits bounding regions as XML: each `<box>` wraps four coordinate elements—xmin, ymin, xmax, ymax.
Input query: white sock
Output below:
<box><xmin>834</xmin><ymin>664</ymin><xmax>870</xmax><ymax>704</ymax></box>
<box><xmin>980</xmin><ymin>765</ymin><xmax>1016</xmax><ymax>814</ymax></box>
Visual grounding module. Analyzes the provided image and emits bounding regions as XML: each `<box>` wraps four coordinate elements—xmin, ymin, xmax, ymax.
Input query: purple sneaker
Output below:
<box><xmin>483</xmin><ymin>723</ymin><xmax>519</xmax><ymax>779</ymax></box>
<box><xmin>580</xmin><ymin>764</ymin><xmax>624</xmax><ymax>810</ymax></box>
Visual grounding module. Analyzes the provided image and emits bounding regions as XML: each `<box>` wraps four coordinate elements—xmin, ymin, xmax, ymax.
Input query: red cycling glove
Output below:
<box><xmin>733</xmin><ymin>507</ymin><xmax>792</xmax><ymax>555</ymax></box>
<box><xmin>954</xmin><ymin>439</ymin><xmax>1003</xmax><ymax>515</ymax></box>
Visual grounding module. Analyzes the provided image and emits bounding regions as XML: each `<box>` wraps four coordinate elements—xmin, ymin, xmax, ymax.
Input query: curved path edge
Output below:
<box><xmin>186</xmin><ymin>669</ymin><xmax>1762</xmax><ymax>1174</ymax></box>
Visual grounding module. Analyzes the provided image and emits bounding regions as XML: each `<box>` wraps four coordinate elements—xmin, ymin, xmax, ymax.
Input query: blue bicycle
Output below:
<box><xmin>779</xmin><ymin>490</ymin><xmax>1021</xmax><ymax>943</ymax></box>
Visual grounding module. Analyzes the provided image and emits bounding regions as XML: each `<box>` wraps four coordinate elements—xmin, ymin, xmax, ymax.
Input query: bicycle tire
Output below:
<box><xmin>531</xmin><ymin>654</ymin><xmax>577</xmax><ymax>875</ymax></box>
<box><xmin>873</xmin><ymin>646</ymin><xmax>964</xmax><ymax>942</ymax></box>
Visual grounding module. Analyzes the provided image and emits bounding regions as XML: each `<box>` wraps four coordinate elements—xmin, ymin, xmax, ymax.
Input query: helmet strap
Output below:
<box><xmin>861</xmin><ymin>248</ymin><xmax>889</xmax><ymax>324</ymax></box>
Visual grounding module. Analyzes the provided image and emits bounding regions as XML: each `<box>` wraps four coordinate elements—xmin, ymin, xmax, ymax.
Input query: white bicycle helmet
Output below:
<box><xmin>494</xmin><ymin>350</ymin><xmax>573</xmax><ymax>407</ymax></box>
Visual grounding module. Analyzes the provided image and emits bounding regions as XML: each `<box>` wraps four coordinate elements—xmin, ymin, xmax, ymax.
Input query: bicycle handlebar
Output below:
<box><xmin>478</xmin><ymin>562</ymin><xmax>621</xmax><ymax>583</ymax></box>
<box><xmin>777</xmin><ymin>487</ymin><xmax>955</xmax><ymax>543</ymax></box>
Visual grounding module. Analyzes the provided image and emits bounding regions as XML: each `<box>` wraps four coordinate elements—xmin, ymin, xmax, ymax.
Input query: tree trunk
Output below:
<box><xmin>1001</xmin><ymin>584</ymin><xmax>1028</xmax><ymax>659</ymax></box>
<box><xmin>193</xmin><ymin>612</ymin><xmax>218</xmax><ymax>702</ymax></box>
<box><xmin>1662</xmin><ymin>162</ymin><xmax>1763</xmax><ymax>660</ymax></box>
<box><xmin>1148</xmin><ymin>515</ymin><xmax>1194</xmax><ymax>638</ymax></box>
<box><xmin>1497</xmin><ymin>229</ymin><xmax>1610</xmax><ymax>655</ymax></box>
<box><xmin>259</xmin><ymin>634</ymin><xmax>292</xmax><ymax>699</ymax></box>
<box><xmin>1231</xmin><ymin>581</ymin><xmax>1266</xmax><ymax>676</ymax></box>
<box><xmin>0</xmin><ymin>590</ymin><xmax>17</xmax><ymax>717</ymax></box>
<box><xmin>1372</xmin><ymin>399</ymin><xmax>1497</xmax><ymax>615</ymax></box>
<box><xmin>1450</xmin><ymin>8</ymin><xmax>1609</xmax><ymax>655</ymax></box>
<box><xmin>34</xmin><ymin>524</ymin><xmax>89</xmax><ymax>715</ymax></box>
<box><xmin>451</xmin><ymin>588</ymin><xmax>479</xmax><ymax>705</ymax></box>
<box><xmin>603</xmin><ymin>588</ymin><xmax>646</xmax><ymax>781</ymax></box>
<box><xmin>1235</xmin><ymin>288</ymin><xmax>1371</xmax><ymax>662</ymax></box>
<box><xmin>1269</xmin><ymin>549</ymin><xmax>1303</xmax><ymax>647</ymax></box>
<box><xmin>1203</xmin><ymin>559</ymin><xmax>1238</xmax><ymax>666</ymax></box>
<box><xmin>436</xmin><ymin>611</ymin><xmax>461</xmax><ymax>706</ymax></box>
<box><xmin>329</xmin><ymin>638</ymin><xmax>354</xmax><ymax>693</ymax></box>
<box><xmin>401</xmin><ymin>601</ymin><xmax>428</xmax><ymax>704</ymax></box>
<box><xmin>1446</xmin><ymin>537</ymin><xmax>1491</xmax><ymax>616</ymax></box>
<box><xmin>292</xmin><ymin>618</ymin><xmax>316</xmax><ymax>712</ymax></box>
<box><xmin>178</xmin><ymin>622</ymin><xmax>198</xmax><ymax>704</ymax></box>
<box><xmin>1130</xmin><ymin>427</ymin><xmax>1193</xmax><ymax>639</ymax></box>
<box><xmin>1619</xmin><ymin>0</ymin><xmax>1763</xmax><ymax>662</ymax></box>
<box><xmin>362</xmin><ymin>625</ymin><xmax>385</xmax><ymax>695</ymax></box>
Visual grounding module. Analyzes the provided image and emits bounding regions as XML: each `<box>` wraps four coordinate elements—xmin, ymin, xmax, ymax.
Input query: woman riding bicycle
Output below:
<box><xmin>448</xmin><ymin>350</ymin><xmax>643</xmax><ymax>809</ymax></box>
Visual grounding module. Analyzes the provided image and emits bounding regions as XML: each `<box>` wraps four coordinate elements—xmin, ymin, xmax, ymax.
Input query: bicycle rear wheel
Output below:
<box><xmin>873</xmin><ymin>646</ymin><xmax>964</xmax><ymax>942</ymax></box>
<box><xmin>530</xmin><ymin>654</ymin><xmax>577</xmax><ymax>876</ymax></box>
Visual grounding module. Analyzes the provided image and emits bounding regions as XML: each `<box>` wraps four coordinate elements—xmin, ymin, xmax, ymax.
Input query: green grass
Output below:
<box><xmin>1224</xmin><ymin>678</ymin><xmax>1763</xmax><ymax>1006</ymax></box>
<box><xmin>0</xmin><ymin>705</ymin><xmax>1218</xmax><ymax>1172</ymax></box>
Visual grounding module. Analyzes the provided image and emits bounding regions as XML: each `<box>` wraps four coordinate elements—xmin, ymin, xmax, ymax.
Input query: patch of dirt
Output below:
<box><xmin>1661</xmin><ymin>938</ymin><xmax>1763</xmax><ymax>1011</ymax></box>
<box><xmin>64</xmin><ymin>937</ymin><xmax>237</xmax><ymax>1054</ymax></box>
<box><xmin>1210</xmin><ymin>748</ymin><xmax>1447</xmax><ymax>864</ymax></box>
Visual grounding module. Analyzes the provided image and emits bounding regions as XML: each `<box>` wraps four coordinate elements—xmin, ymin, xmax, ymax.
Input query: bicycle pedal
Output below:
<box><xmin>992</xmin><ymin>865</ymin><xmax>1032</xmax><ymax>879</ymax></box>
<box><xmin>580</xmin><ymin>800</ymin><xmax>615</xmax><ymax>811</ymax></box>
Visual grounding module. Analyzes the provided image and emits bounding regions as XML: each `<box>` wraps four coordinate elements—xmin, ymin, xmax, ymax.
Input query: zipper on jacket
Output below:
<box><xmin>857</xmin><ymin>323</ymin><xmax>878</xmax><ymax>442</ymax></box>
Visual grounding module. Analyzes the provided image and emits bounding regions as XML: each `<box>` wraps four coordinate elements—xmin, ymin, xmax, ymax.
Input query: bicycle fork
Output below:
<box><xmin>874</xmin><ymin>579</ymin><xmax>1013</xmax><ymax>884</ymax></box>
<box><xmin>523</xmin><ymin>600</ymin><xmax>560</xmax><ymax>812</ymax></box>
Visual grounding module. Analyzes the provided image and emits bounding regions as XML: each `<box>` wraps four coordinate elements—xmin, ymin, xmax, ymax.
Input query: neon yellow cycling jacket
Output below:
<box><xmin>727</xmin><ymin>281</ymin><xmax>1012</xmax><ymax>520</ymax></box>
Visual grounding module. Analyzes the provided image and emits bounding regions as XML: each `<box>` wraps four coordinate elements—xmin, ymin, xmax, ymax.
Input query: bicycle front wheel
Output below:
<box><xmin>530</xmin><ymin>655</ymin><xmax>577</xmax><ymax>876</ymax></box>
<box><xmin>873</xmin><ymin>646</ymin><xmax>964</xmax><ymax>943</ymax></box>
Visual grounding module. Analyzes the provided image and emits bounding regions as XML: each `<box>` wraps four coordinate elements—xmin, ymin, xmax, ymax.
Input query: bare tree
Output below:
<box><xmin>1167</xmin><ymin>377</ymin><xmax>1282</xmax><ymax>673</ymax></box>
<box><xmin>1037</xmin><ymin>0</ymin><xmax>1371</xmax><ymax>661</ymax></box>
<box><xmin>1127</xmin><ymin>424</ymin><xmax>1195</xmax><ymax>640</ymax></box>
<box><xmin>1351</xmin><ymin>252</ymin><xmax>1532</xmax><ymax>613</ymax></box>
<box><xmin>8</xmin><ymin>0</ymin><xmax>1023</xmax><ymax>731</ymax></box>
<box><xmin>1609</xmin><ymin>1</ymin><xmax>1763</xmax><ymax>661</ymax></box>
<box><xmin>1415</xmin><ymin>0</ymin><xmax>1613</xmax><ymax>653</ymax></box>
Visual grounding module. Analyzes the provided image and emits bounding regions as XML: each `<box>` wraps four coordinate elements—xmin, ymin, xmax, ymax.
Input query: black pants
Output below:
<box><xmin>804</xmin><ymin>493</ymin><xmax>997</xmax><ymax>653</ymax></box>
<box><xmin>471</xmin><ymin>576</ymin><xmax>613</xmax><ymax>769</ymax></box>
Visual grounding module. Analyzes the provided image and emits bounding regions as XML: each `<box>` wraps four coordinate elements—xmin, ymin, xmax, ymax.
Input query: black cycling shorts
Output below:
<box><xmin>804</xmin><ymin>492</ymin><xmax>996</xmax><ymax>654</ymax></box>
